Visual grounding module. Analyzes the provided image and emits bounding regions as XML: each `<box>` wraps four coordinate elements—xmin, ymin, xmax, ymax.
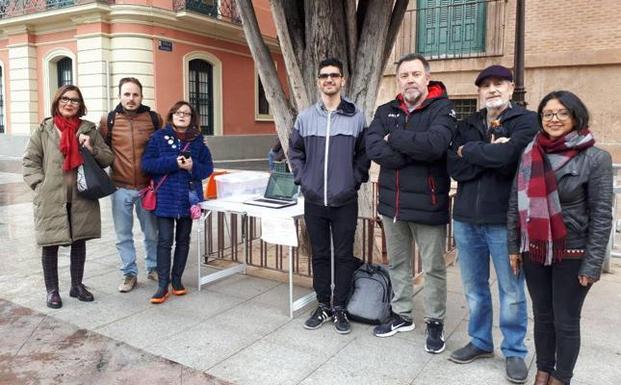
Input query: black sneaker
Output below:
<box><xmin>449</xmin><ymin>342</ymin><xmax>494</xmax><ymax>364</ymax></box>
<box><xmin>373</xmin><ymin>312</ymin><xmax>415</xmax><ymax>337</ymax></box>
<box><xmin>425</xmin><ymin>320</ymin><xmax>445</xmax><ymax>353</ymax></box>
<box><xmin>303</xmin><ymin>304</ymin><xmax>332</xmax><ymax>330</ymax></box>
<box><xmin>505</xmin><ymin>357</ymin><xmax>528</xmax><ymax>384</ymax></box>
<box><xmin>333</xmin><ymin>307</ymin><xmax>351</xmax><ymax>334</ymax></box>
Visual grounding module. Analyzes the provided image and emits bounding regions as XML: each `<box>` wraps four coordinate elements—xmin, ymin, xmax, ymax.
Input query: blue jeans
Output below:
<box><xmin>111</xmin><ymin>187</ymin><xmax>158</xmax><ymax>277</ymax></box>
<box><xmin>267</xmin><ymin>150</ymin><xmax>277</xmax><ymax>171</ymax></box>
<box><xmin>453</xmin><ymin>220</ymin><xmax>528</xmax><ymax>358</ymax></box>
<box><xmin>157</xmin><ymin>216</ymin><xmax>193</xmax><ymax>289</ymax></box>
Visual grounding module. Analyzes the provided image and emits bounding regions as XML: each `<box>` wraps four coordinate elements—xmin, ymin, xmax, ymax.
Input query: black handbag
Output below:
<box><xmin>76</xmin><ymin>146</ymin><xmax>116</xmax><ymax>199</ymax></box>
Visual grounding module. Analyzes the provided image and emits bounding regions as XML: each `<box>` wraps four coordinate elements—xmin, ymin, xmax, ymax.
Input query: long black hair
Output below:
<box><xmin>537</xmin><ymin>90</ymin><xmax>590</xmax><ymax>131</ymax></box>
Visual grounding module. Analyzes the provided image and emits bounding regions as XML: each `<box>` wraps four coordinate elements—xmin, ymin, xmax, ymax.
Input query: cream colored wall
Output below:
<box><xmin>76</xmin><ymin>33</ymin><xmax>111</xmax><ymax>124</ymax></box>
<box><xmin>8</xmin><ymin>44</ymin><xmax>38</xmax><ymax>135</ymax></box>
<box><xmin>381</xmin><ymin>0</ymin><xmax>621</xmax><ymax>161</ymax></box>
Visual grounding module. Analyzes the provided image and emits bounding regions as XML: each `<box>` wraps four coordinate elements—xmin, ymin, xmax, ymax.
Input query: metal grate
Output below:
<box><xmin>57</xmin><ymin>57</ymin><xmax>73</xmax><ymax>87</ymax></box>
<box><xmin>0</xmin><ymin>0</ymin><xmax>113</xmax><ymax>19</ymax></box>
<box><xmin>173</xmin><ymin>0</ymin><xmax>240</xmax><ymax>23</ymax></box>
<box><xmin>189</xmin><ymin>59</ymin><xmax>214</xmax><ymax>136</ymax></box>
<box><xmin>450</xmin><ymin>98</ymin><xmax>478</xmax><ymax>120</ymax></box>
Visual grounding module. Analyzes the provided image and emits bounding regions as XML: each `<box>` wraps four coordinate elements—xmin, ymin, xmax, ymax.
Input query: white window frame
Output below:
<box><xmin>43</xmin><ymin>49</ymin><xmax>77</xmax><ymax>117</ymax></box>
<box><xmin>255</xmin><ymin>65</ymin><xmax>274</xmax><ymax>121</ymax></box>
<box><xmin>182</xmin><ymin>51</ymin><xmax>222</xmax><ymax>136</ymax></box>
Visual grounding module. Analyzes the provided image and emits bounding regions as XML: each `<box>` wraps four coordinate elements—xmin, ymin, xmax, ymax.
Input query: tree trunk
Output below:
<box><xmin>237</xmin><ymin>0</ymin><xmax>408</xmax><ymax>261</ymax></box>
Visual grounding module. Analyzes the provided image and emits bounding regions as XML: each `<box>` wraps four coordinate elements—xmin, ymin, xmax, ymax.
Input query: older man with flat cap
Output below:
<box><xmin>447</xmin><ymin>65</ymin><xmax>538</xmax><ymax>383</ymax></box>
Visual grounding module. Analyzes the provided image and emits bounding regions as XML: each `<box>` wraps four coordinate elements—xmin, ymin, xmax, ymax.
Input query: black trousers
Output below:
<box><xmin>304</xmin><ymin>200</ymin><xmax>358</xmax><ymax>307</ymax></box>
<box><xmin>42</xmin><ymin>240</ymin><xmax>86</xmax><ymax>291</ymax></box>
<box><xmin>523</xmin><ymin>257</ymin><xmax>591</xmax><ymax>384</ymax></box>
<box><xmin>157</xmin><ymin>216</ymin><xmax>193</xmax><ymax>289</ymax></box>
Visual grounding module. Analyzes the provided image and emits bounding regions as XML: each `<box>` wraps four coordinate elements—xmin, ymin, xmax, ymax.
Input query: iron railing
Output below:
<box><xmin>0</xmin><ymin>0</ymin><xmax>111</xmax><ymax>19</ymax></box>
<box><xmin>201</xmin><ymin>183</ymin><xmax>457</xmax><ymax>280</ymax></box>
<box><xmin>391</xmin><ymin>0</ymin><xmax>506</xmax><ymax>62</ymax></box>
<box><xmin>173</xmin><ymin>0</ymin><xmax>240</xmax><ymax>24</ymax></box>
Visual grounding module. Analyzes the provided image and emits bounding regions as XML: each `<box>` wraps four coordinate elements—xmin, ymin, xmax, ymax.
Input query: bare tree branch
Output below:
<box><xmin>271</xmin><ymin>0</ymin><xmax>311</xmax><ymax>111</ymax></box>
<box><xmin>381</xmin><ymin>0</ymin><xmax>409</xmax><ymax>71</ymax></box>
<box><xmin>236</xmin><ymin>0</ymin><xmax>295</xmax><ymax>155</ymax></box>
<box><xmin>344</xmin><ymin>0</ymin><xmax>357</xmax><ymax>73</ymax></box>
<box><xmin>281</xmin><ymin>1</ymin><xmax>305</xmax><ymax>66</ymax></box>
<box><xmin>349</xmin><ymin>0</ymin><xmax>393</xmax><ymax>121</ymax></box>
<box><xmin>356</xmin><ymin>0</ymin><xmax>371</xmax><ymax>38</ymax></box>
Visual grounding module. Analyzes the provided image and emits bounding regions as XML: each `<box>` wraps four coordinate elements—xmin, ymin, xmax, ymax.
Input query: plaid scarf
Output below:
<box><xmin>517</xmin><ymin>129</ymin><xmax>594</xmax><ymax>265</ymax></box>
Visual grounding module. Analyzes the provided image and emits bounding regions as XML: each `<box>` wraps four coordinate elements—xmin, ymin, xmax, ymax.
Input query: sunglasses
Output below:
<box><xmin>318</xmin><ymin>73</ymin><xmax>342</xmax><ymax>80</ymax></box>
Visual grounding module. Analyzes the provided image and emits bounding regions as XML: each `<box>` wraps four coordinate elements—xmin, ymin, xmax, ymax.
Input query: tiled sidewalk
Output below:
<box><xmin>0</xmin><ymin>172</ymin><xmax>620</xmax><ymax>385</ymax></box>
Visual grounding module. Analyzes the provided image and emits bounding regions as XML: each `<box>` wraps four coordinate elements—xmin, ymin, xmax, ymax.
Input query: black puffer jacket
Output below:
<box><xmin>448</xmin><ymin>103</ymin><xmax>538</xmax><ymax>224</ymax></box>
<box><xmin>366</xmin><ymin>82</ymin><xmax>457</xmax><ymax>225</ymax></box>
<box><xmin>507</xmin><ymin>145</ymin><xmax>613</xmax><ymax>281</ymax></box>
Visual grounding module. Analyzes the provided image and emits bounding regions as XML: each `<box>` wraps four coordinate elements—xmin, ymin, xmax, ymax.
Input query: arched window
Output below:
<box><xmin>56</xmin><ymin>57</ymin><xmax>73</xmax><ymax>87</ymax></box>
<box><xmin>188</xmin><ymin>59</ymin><xmax>214</xmax><ymax>135</ymax></box>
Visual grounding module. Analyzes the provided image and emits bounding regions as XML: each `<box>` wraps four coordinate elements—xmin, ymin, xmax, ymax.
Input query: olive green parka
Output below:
<box><xmin>23</xmin><ymin>118</ymin><xmax>114</xmax><ymax>246</ymax></box>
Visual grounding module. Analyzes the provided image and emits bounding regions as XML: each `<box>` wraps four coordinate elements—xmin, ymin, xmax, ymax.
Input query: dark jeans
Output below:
<box><xmin>304</xmin><ymin>200</ymin><xmax>358</xmax><ymax>307</ymax></box>
<box><xmin>157</xmin><ymin>216</ymin><xmax>193</xmax><ymax>289</ymax></box>
<box><xmin>523</xmin><ymin>256</ymin><xmax>591</xmax><ymax>384</ymax></box>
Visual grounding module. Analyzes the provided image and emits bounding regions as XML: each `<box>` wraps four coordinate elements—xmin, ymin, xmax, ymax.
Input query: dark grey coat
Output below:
<box><xmin>507</xmin><ymin>145</ymin><xmax>613</xmax><ymax>280</ymax></box>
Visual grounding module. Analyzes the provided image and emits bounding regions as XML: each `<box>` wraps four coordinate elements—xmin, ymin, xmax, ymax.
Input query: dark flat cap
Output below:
<box><xmin>475</xmin><ymin>65</ymin><xmax>513</xmax><ymax>86</ymax></box>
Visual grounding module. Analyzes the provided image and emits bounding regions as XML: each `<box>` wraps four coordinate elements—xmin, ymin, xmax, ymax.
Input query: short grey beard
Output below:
<box><xmin>485</xmin><ymin>99</ymin><xmax>510</xmax><ymax>110</ymax></box>
<box><xmin>404</xmin><ymin>90</ymin><xmax>422</xmax><ymax>106</ymax></box>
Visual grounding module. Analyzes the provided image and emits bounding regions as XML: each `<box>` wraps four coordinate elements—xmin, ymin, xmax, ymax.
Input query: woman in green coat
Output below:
<box><xmin>23</xmin><ymin>85</ymin><xmax>114</xmax><ymax>309</ymax></box>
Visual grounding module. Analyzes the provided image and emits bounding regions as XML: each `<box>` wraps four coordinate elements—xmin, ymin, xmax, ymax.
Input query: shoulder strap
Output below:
<box><xmin>149</xmin><ymin>111</ymin><xmax>161</xmax><ymax>130</ymax></box>
<box><xmin>106</xmin><ymin>111</ymin><xmax>116</xmax><ymax>145</ymax></box>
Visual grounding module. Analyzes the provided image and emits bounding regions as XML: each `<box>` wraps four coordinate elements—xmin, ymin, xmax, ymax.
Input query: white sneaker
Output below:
<box><xmin>118</xmin><ymin>275</ymin><xmax>137</xmax><ymax>292</ymax></box>
<box><xmin>147</xmin><ymin>270</ymin><xmax>158</xmax><ymax>281</ymax></box>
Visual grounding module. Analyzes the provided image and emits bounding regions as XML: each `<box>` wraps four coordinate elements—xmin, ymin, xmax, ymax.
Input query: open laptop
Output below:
<box><xmin>244</xmin><ymin>172</ymin><xmax>299</xmax><ymax>209</ymax></box>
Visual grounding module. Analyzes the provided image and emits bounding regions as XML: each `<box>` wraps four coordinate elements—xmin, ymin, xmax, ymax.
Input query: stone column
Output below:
<box><xmin>7</xmin><ymin>26</ymin><xmax>38</xmax><ymax>135</ymax></box>
<box><xmin>110</xmin><ymin>34</ymin><xmax>155</xmax><ymax>109</ymax></box>
<box><xmin>74</xmin><ymin>16</ymin><xmax>112</xmax><ymax>124</ymax></box>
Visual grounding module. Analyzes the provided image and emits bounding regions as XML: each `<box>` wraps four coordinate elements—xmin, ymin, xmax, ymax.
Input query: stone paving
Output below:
<box><xmin>1</xmin><ymin>167</ymin><xmax>620</xmax><ymax>385</ymax></box>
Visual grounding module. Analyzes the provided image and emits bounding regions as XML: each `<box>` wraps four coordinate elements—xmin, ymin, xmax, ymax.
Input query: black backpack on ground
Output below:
<box><xmin>346</xmin><ymin>263</ymin><xmax>393</xmax><ymax>325</ymax></box>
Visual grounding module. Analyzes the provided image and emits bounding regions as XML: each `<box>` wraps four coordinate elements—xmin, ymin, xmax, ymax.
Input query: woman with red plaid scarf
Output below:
<box><xmin>507</xmin><ymin>90</ymin><xmax>613</xmax><ymax>385</ymax></box>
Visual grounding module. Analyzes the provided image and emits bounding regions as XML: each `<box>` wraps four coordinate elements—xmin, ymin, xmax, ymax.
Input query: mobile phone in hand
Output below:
<box><xmin>181</xmin><ymin>151</ymin><xmax>191</xmax><ymax>159</ymax></box>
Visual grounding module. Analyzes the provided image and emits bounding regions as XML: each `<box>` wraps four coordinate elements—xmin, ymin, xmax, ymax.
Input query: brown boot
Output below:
<box><xmin>547</xmin><ymin>376</ymin><xmax>565</xmax><ymax>385</ymax></box>
<box><xmin>533</xmin><ymin>371</ymin><xmax>549</xmax><ymax>385</ymax></box>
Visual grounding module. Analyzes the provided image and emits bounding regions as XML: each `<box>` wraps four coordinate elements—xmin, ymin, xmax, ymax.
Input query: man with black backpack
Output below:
<box><xmin>99</xmin><ymin>77</ymin><xmax>162</xmax><ymax>293</ymax></box>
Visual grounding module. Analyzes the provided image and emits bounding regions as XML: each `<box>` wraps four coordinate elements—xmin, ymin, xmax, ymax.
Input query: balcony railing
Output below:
<box><xmin>173</xmin><ymin>0</ymin><xmax>240</xmax><ymax>24</ymax></box>
<box><xmin>391</xmin><ymin>0</ymin><xmax>506</xmax><ymax>62</ymax></box>
<box><xmin>0</xmin><ymin>0</ymin><xmax>111</xmax><ymax>19</ymax></box>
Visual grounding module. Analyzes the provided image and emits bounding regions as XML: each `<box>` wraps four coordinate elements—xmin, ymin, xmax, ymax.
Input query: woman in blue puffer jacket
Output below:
<box><xmin>142</xmin><ymin>101</ymin><xmax>213</xmax><ymax>303</ymax></box>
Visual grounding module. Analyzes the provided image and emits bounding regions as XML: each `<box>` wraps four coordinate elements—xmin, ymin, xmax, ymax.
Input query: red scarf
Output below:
<box><xmin>54</xmin><ymin>115</ymin><xmax>83</xmax><ymax>171</ymax></box>
<box><xmin>517</xmin><ymin>129</ymin><xmax>594</xmax><ymax>264</ymax></box>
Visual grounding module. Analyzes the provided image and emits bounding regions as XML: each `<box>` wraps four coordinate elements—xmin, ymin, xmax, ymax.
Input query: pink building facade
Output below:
<box><xmin>0</xmin><ymin>0</ymin><xmax>284</xmax><ymax>139</ymax></box>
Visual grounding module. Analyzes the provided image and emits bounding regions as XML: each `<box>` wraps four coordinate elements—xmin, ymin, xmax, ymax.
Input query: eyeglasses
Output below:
<box><xmin>318</xmin><ymin>73</ymin><xmax>342</xmax><ymax>80</ymax></box>
<box><xmin>174</xmin><ymin>111</ymin><xmax>192</xmax><ymax>118</ymax></box>
<box><xmin>541</xmin><ymin>110</ymin><xmax>571</xmax><ymax>122</ymax></box>
<box><xmin>59</xmin><ymin>96</ymin><xmax>81</xmax><ymax>105</ymax></box>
